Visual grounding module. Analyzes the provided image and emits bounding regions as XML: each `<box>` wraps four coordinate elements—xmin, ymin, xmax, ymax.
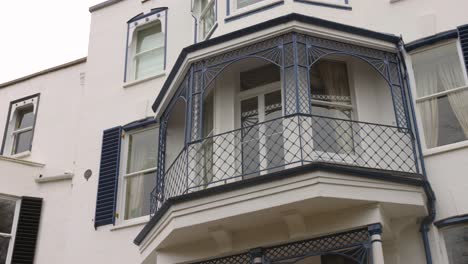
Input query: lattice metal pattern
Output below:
<box><xmin>194</xmin><ymin>252</ymin><xmax>252</xmax><ymax>264</ymax></box>
<box><xmin>153</xmin><ymin>30</ymin><xmax>420</xmax><ymax>216</ymax></box>
<box><xmin>151</xmin><ymin>113</ymin><xmax>420</xmax><ymax>215</ymax></box>
<box><xmin>191</xmin><ymin>228</ymin><xmax>371</xmax><ymax>264</ymax></box>
<box><xmin>264</xmin><ymin>228</ymin><xmax>370</xmax><ymax>263</ymax></box>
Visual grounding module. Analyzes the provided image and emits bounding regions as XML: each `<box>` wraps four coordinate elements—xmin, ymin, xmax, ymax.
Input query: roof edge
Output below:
<box><xmin>152</xmin><ymin>12</ymin><xmax>399</xmax><ymax>112</ymax></box>
<box><xmin>89</xmin><ymin>0</ymin><xmax>124</xmax><ymax>13</ymax></box>
<box><xmin>0</xmin><ymin>57</ymin><xmax>87</xmax><ymax>89</ymax></box>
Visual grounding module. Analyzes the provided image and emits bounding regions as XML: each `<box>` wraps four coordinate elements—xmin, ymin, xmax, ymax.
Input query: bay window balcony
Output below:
<box><xmin>149</xmin><ymin>30</ymin><xmax>423</xmax><ymax>216</ymax></box>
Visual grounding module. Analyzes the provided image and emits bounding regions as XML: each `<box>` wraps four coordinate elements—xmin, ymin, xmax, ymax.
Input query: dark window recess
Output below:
<box><xmin>11</xmin><ymin>197</ymin><xmax>42</xmax><ymax>264</ymax></box>
<box><xmin>240</xmin><ymin>63</ymin><xmax>280</xmax><ymax>91</ymax></box>
<box><xmin>457</xmin><ymin>24</ymin><xmax>468</xmax><ymax>75</ymax></box>
<box><xmin>94</xmin><ymin>126</ymin><xmax>122</xmax><ymax>228</ymax></box>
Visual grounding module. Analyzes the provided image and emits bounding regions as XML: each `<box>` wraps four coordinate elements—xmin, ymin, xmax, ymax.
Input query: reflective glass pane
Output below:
<box><xmin>12</xmin><ymin>130</ymin><xmax>33</xmax><ymax>155</ymax></box>
<box><xmin>202</xmin><ymin>90</ymin><xmax>214</xmax><ymax>184</ymax></box>
<box><xmin>312</xmin><ymin>105</ymin><xmax>354</xmax><ymax>154</ymax></box>
<box><xmin>0</xmin><ymin>199</ymin><xmax>16</xmax><ymax>234</ymax></box>
<box><xmin>127</xmin><ymin>128</ymin><xmax>158</xmax><ymax>173</ymax></box>
<box><xmin>444</xmin><ymin>225</ymin><xmax>468</xmax><ymax>264</ymax></box>
<box><xmin>265</xmin><ymin>90</ymin><xmax>284</xmax><ymax>171</ymax></box>
<box><xmin>201</xmin><ymin>2</ymin><xmax>215</xmax><ymax>38</ymax></box>
<box><xmin>124</xmin><ymin>171</ymin><xmax>157</xmax><ymax>219</ymax></box>
<box><xmin>417</xmin><ymin>92</ymin><xmax>468</xmax><ymax>148</ymax></box>
<box><xmin>241</xmin><ymin>97</ymin><xmax>260</xmax><ymax>176</ymax></box>
<box><xmin>136</xmin><ymin>23</ymin><xmax>163</xmax><ymax>53</ymax></box>
<box><xmin>237</xmin><ymin>0</ymin><xmax>264</xmax><ymax>9</ymax></box>
<box><xmin>135</xmin><ymin>47</ymin><xmax>164</xmax><ymax>80</ymax></box>
<box><xmin>412</xmin><ymin>42</ymin><xmax>466</xmax><ymax>96</ymax></box>
<box><xmin>310</xmin><ymin>60</ymin><xmax>351</xmax><ymax>105</ymax></box>
<box><xmin>240</xmin><ymin>64</ymin><xmax>280</xmax><ymax>91</ymax></box>
<box><xmin>0</xmin><ymin>236</ymin><xmax>11</xmax><ymax>264</ymax></box>
<box><xmin>15</xmin><ymin>106</ymin><xmax>34</xmax><ymax>129</ymax></box>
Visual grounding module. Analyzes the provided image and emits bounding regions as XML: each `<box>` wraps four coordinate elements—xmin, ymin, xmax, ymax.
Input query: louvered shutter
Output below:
<box><xmin>11</xmin><ymin>197</ymin><xmax>42</xmax><ymax>264</ymax></box>
<box><xmin>94</xmin><ymin>126</ymin><xmax>122</xmax><ymax>228</ymax></box>
<box><xmin>458</xmin><ymin>25</ymin><xmax>468</xmax><ymax>74</ymax></box>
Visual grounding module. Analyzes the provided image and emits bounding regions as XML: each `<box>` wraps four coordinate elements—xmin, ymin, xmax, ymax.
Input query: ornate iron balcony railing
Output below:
<box><xmin>151</xmin><ymin>113</ymin><xmax>420</xmax><ymax>215</ymax></box>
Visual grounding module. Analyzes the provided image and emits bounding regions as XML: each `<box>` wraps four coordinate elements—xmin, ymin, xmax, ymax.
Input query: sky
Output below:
<box><xmin>0</xmin><ymin>0</ymin><xmax>103</xmax><ymax>83</ymax></box>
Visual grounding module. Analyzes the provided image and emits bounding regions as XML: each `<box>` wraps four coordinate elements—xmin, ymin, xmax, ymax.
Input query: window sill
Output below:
<box><xmin>10</xmin><ymin>151</ymin><xmax>31</xmax><ymax>159</ymax></box>
<box><xmin>423</xmin><ymin>140</ymin><xmax>468</xmax><ymax>157</ymax></box>
<box><xmin>225</xmin><ymin>0</ymin><xmax>284</xmax><ymax>22</ymax></box>
<box><xmin>294</xmin><ymin>0</ymin><xmax>352</xmax><ymax>10</ymax></box>
<box><xmin>0</xmin><ymin>154</ymin><xmax>44</xmax><ymax>168</ymax></box>
<box><xmin>110</xmin><ymin>216</ymin><xmax>149</xmax><ymax>231</ymax></box>
<box><xmin>123</xmin><ymin>72</ymin><xmax>166</xmax><ymax>89</ymax></box>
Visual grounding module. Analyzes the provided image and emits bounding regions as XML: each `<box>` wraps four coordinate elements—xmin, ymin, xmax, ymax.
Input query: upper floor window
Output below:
<box><xmin>1</xmin><ymin>94</ymin><xmax>39</xmax><ymax>157</ymax></box>
<box><xmin>442</xmin><ymin>224</ymin><xmax>468</xmax><ymax>264</ymax></box>
<box><xmin>412</xmin><ymin>41</ymin><xmax>468</xmax><ymax>149</ymax></box>
<box><xmin>125</xmin><ymin>8</ymin><xmax>167</xmax><ymax>82</ymax></box>
<box><xmin>0</xmin><ymin>196</ymin><xmax>20</xmax><ymax>264</ymax></box>
<box><xmin>119</xmin><ymin>126</ymin><xmax>158</xmax><ymax>221</ymax></box>
<box><xmin>193</xmin><ymin>0</ymin><xmax>217</xmax><ymax>41</ymax></box>
<box><xmin>237</xmin><ymin>0</ymin><xmax>265</xmax><ymax>9</ymax></box>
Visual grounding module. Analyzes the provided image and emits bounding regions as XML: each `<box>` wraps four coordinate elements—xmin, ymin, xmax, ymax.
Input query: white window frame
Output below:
<box><xmin>125</xmin><ymin>10</ymin><xmax>167</xmax><ymax>83</ymax></box>
<box><xmin>237</xmin><ymin>81</ymin><xmax>284</xmax><ymax>176</ymax></box>
<box><xmin>409</xmin><ymin>39</ymin><xmax>468</xmax><ymax>153</ymax></box>
<box><xmin>116</xmin><ymin>125</ymin><xmax>158</xmax><ymax>225</ymax></box>
<box><xmin>199</xmin><ymin>0</ymin><xmax>217</xmax><ymax>40</ymax></box>
<box><xmin>2</xmin><ymin>95</ymin><xmax>39</xmax><ymax>158</ymax></box>
<box><xmin>229</xmin><ymin>0</ymin><xmax>282</xmax><ymax>17</ymax></box>
<box><xmin>308</xmin><ymin>59</ymin><xmax>358</xmax><ymax>163</ymax></box>
<box><xmin>0</xmin><ymin>195</ymin><xmax>21</xmax><ymax>264</ymax></box>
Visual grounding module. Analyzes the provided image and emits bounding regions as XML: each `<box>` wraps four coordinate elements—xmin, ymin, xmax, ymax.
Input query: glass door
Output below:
<box><xmin>240</xmin><ymin>89</ymin><xmax>284</xmax><ymax>177</ymax></box>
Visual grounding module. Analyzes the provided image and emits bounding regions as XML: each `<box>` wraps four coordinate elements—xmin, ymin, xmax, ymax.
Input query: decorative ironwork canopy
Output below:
<box><xmin>152</xmin><ymin>30</ymin><xmax>420</xmax><ymax>215</ymax></box>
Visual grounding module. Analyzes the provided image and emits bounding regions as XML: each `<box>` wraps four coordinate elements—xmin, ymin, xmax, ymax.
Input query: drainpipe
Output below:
<box><xmin>191</xmin><ymin>13</ymin><xmax>198</xmax><ymax>44</ymax></box>
<box><xmin>397</xmin><ymin>38</ymin><xmax>437</xmax><ymax>264</ymax></box>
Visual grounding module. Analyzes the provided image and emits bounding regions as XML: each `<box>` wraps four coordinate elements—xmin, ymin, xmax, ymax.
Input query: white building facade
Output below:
<box><xmin>0</xmin><ymin>0</ymin><xmax>468</xmax><ymax>263</ymax></box>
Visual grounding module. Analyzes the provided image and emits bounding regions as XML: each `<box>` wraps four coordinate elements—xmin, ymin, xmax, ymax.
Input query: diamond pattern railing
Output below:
<box><xmin>192</xmin><ymin>227</ymin><xmax>371</xmax><ymax>264</ymax></box>
<box><xmin>151</xmin><ymin>114</ymin><xmax>421</xmax><ymax>215</ymax></box>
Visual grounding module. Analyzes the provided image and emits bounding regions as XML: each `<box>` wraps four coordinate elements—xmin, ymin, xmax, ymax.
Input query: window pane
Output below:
<box><xmin>240</xmin><ymin>64</ymin><xmax>280</xmax><ymax>91</ymax></box>
<box><xmin>312</xmin><ymin>105</ymin><xmax>353</xmax><ymax>154</ymax></box>
<box><xmin>412</xmin><ymin>42</ymin><xmax>466</xmax><ymax>97</ymax></box>
<box><xmin>310</xmin><ymin>60</ymin><xmax>351</xmax><ymax>105</ymax></box>
<box><xmin>124</xmin><ymin>171</ymin><xmax>156</xmax><ymax>219</ymax></box>
<box><xmin>265</xmin><ymin>90</ymin><xmax>284</xmax><ymax>171</ymax></box>
<box><xmin>15</xmin><ymin>106</ymin><xmax>34</xmax><ymax>130</ymax></box>
<box><xmin>444</xmin><ymin>225</ymin><xmax>468</xmax><ymax>264</ymax></box>
<box><xmin>127</xmin><ymin>128</ymin><xmax>158</xmax><ymax>174</ymax></box>
<box><xmin>12</xmin><ymin>130</ymin><xmax>33</xmax><ymax>155</ymax></box>
<box><xmin>418</xmin><ymin>91</ymin><xmax>468</xmax><ymax>148</ymax></box>
<box><xmin>136</xmin><ymin>23</ymin><xmax>163</xmax><ymax>53</ymax></box>
<box><xmin>0</xmin><ymin>236</ymin><xmax>11</xmax><ymax>264</ymax></box>
<box><xmin>201</xmin><ymin>3</ymin><xmax>215</xmax><ymax>38</ymax></box>
<box><xmin>241</xmin><ymin>97</ymin><xmax>260</xmax><ymax>176</ymax></box>
<box><xmin>0</xmin><ymin>199</ymin><xmax>16</xmax><ymax>234</ymax></box>
<box><xmin>135</xmin><ymin>48</ymin><xmax>164</xmax><ymax>80</ymax></box>
<box><xmin>237</xmin><ymin>0</ymin><xmax>264</xmax><ymax>9</ymax></box>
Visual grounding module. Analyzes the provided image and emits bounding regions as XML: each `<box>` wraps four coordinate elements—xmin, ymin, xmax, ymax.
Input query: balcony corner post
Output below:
<box><xmin>368</xmin><ymin>223</ymin><xmax>385</xmax><ymax>264</ymax></box>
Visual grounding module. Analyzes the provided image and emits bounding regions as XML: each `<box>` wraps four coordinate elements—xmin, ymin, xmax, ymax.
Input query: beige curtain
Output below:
<box><xmin>414</xmin><ymin>64</ymin><xmax>439</xmax><ymax>148</ymax></box>
<box><xmin>438</xmin><ymin>58</ymin><xmax>468</xmax><ymax>138</ymax></box>
<box><xmin>126</xmin><ymin>133</ymin><xmax>156</xmax><ymax>219</ymax></box>
<box><xmin>318</xmin><ymin>61</ymin><xmax>353</xmax><ymax>152</ymax></box>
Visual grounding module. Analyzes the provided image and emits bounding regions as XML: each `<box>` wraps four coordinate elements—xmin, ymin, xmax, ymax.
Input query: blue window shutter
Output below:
<box><xmin>458</xmin><ymin>25</ymin><xmax>468</xmax><ymax>74</ymax></box>
<box><xmin>94</xmin><ymin>126</ymin><xmax>122</xmax><ymax>228</ymax></box>
<box><xmin>11</xmin><ymin>196</ymin><xmax>43</xmax><ymax>264</ymax></box>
